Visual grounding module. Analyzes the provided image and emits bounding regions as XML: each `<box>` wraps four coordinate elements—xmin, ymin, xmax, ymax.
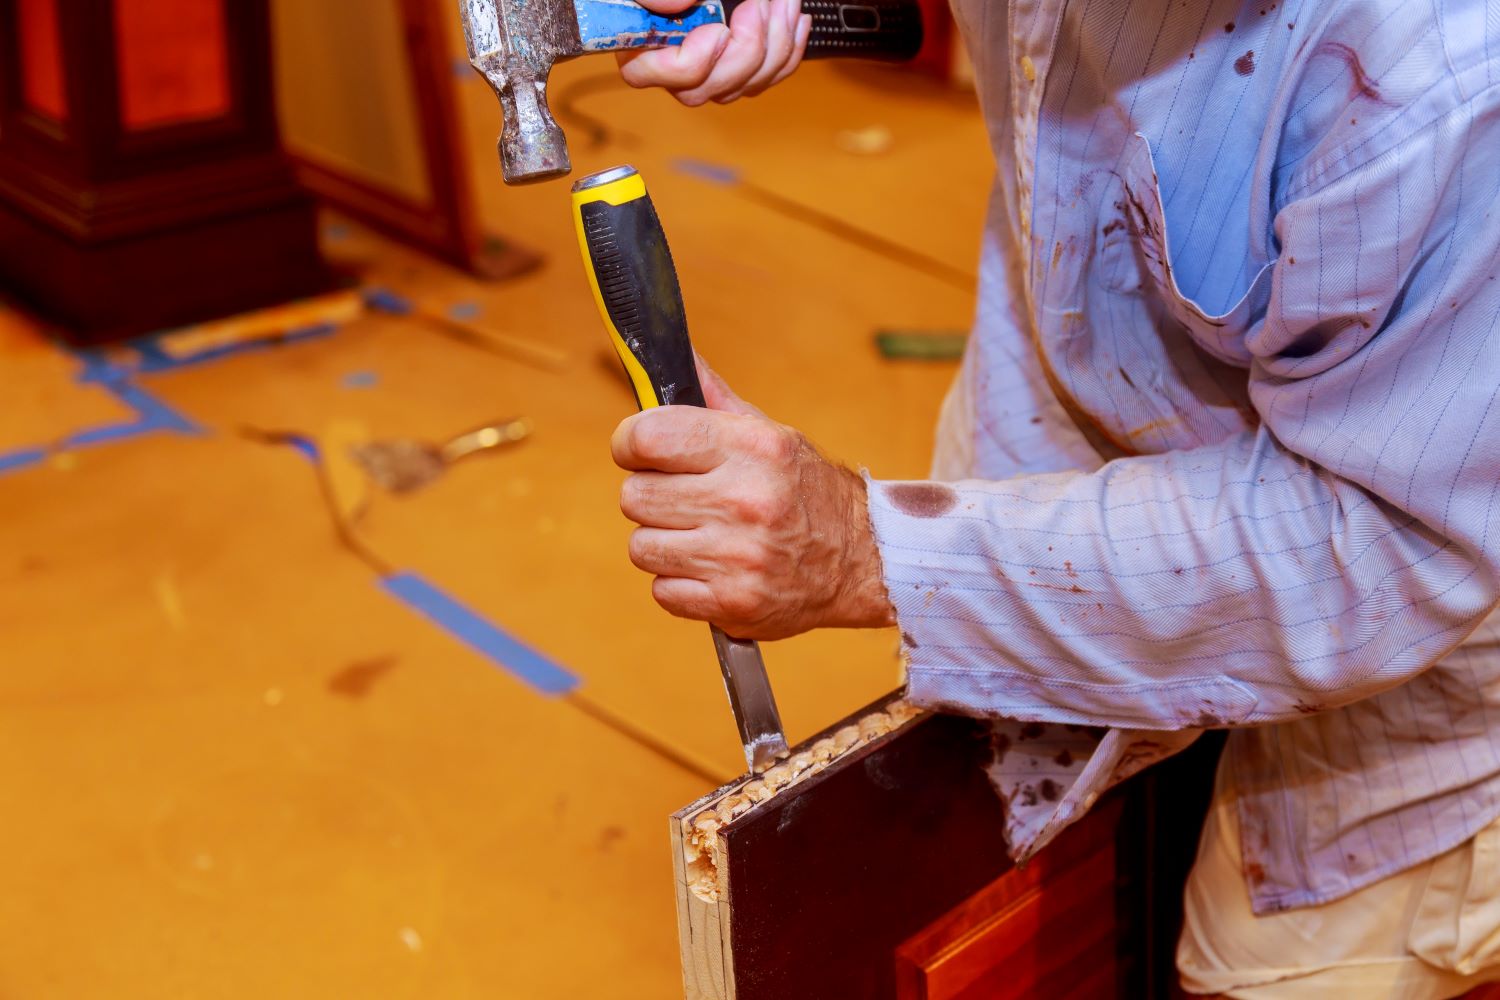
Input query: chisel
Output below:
<box><xmin>571</xmin><ymin>164</ymin><xmax>790</xmax><ymax>773</ymax></box>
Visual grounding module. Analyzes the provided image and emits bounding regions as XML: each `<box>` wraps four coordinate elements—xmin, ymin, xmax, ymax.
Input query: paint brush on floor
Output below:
<box><xmin>350</xmin><ymin>417</ymin><xmax>532</xmax><ymax>494</ymax></box>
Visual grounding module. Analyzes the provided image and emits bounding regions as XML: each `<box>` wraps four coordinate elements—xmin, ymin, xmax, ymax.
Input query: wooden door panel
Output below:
<box><xmin>899</xmin><ymin>797</ymin><xmax>1120</xmax><ymax>1000</ymax></box>
<box><xmin>671</xmin><ymin>693</ymin><xmax>1137</xmax><ymax>1000</ymax></box>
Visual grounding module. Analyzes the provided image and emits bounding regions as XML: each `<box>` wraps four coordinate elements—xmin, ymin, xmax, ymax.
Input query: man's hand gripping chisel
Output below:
<box><xmin>571</xmin><ymin>165</ymin><xmax>789</xmax><ymax>773</ymax></box>
<box><xmin>460</xmin><ymin>0</ymin><xmax>924</xmax><ymax>183</ymax></box>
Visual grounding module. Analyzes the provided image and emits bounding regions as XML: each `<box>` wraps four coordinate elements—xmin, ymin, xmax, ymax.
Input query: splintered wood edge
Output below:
<box><xmin>673</xmin><ymin>694</ymin><xmax>925</xmax><ymax>906</ymax></box>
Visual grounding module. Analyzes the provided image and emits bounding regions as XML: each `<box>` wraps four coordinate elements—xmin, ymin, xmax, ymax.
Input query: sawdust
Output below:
<box><xmin>680</xmin><ymin>700</ymin><xmax>923</xmax><ymax>902</ymax></box>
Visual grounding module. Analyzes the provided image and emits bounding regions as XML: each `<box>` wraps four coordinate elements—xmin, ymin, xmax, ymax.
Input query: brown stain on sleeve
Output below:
<box><xmin>1018</xmin><ymin>722</ymin><xmax>1047</xmax><ymax>740</ymax></box>
<box><xmin>1235</xmin><ymin>50</ymin><xmax>1256</xmax><ymax>75</ymax></box>
<box><xmin>328</xmin><ymin>655</ymin><xmax>400</xmax><ymax>699</ymax></box>
<box><xmin>1039</xmin><ymin>779</ymin><xmax>1060</xmax><ymax>802</ymax></box>
<box><xmin>886</xmin><ymin>483</ymin><xmax>958</xmax><ymax>518</ymax></box>
<box><xmin>1127</xmin><ymin>415</ymin><xmax>1183</xmax><ymax>439</ymax></box>
<box><xmin>1025</xmin><ymin>580</ymin><xmax>1090</xmax><ymax>594</ymax></box>
<box><xmin>1053</xmin><ymin>748</ymin><xmax>1074</xmax><ymax>767</ymax></box>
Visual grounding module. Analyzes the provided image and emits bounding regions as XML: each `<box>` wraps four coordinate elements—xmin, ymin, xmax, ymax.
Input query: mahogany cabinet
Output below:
<box><xmin>0</xmin><ymin>0</ymin><xmax>329</xmax><ymax>343</ymax></box>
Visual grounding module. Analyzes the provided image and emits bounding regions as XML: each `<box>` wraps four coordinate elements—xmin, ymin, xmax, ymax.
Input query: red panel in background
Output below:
<box><xmin>908</xmin><ymin>0</ymin><xmax>955</xmax><ymax>80</ymax></box>
<box><xmin>114</xmin><ymin>0</ymin><xmax>232</xmax><ymax>130</ymax></box>
<box><xmin>17</xmin><ymin>0</ymin><xmax>68</xmax><ymax>121</ymax></box>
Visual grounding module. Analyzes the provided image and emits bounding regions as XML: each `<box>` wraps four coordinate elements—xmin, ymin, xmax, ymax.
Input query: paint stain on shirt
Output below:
<box><xmin>1314</xmin><ymin>40</ymin><xmax>1391</xmax><ymax>104</ymax></box>
<box><xmin>886</xmin><ymin>482</ymin><xmax>958</xmax><ymax>518</ymax></box>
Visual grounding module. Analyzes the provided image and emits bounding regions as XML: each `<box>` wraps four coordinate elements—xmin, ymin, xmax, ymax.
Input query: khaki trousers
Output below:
<box><xmin>1178</xmin><ymin>776</ymin><xmax>1500</xmax><ymax>999</ymax></box>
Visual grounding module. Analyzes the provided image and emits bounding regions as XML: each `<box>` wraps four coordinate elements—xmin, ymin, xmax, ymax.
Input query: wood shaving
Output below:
<box><xmin>681</xmin><ymin>700</ymin><xmax>923</xmax><ymax>902</ymax></box>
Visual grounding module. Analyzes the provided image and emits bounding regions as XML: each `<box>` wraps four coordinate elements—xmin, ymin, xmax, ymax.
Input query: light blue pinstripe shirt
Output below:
<box><xmin>867</xmin><ymin>0</ymin><xmax>1500</xmax><ymax>912</ymax></box>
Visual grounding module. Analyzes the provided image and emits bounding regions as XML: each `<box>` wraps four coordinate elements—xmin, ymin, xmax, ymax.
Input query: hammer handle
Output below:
<box><xmin>574</xmin><ymin>0</ymin><xmax>924</xmax><ymax>62</ymax></box>
<box><xmin>735</xmin><ymin>0</ymin><xmax>924</xmax><ymax>61</ymax></box>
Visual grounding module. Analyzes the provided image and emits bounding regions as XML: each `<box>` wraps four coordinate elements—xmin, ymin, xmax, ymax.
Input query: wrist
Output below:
<box><xmin>833</xmin><ymin>467</ymin><xmax>897</xmax><ymax>629</ymax></box>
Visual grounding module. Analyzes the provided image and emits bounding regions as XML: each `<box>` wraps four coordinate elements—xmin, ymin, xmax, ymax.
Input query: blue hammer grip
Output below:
<box><xmin>575</xmin><ymin>0</ymin><xmax>924</xmax><ymax>61</ymax></box>
<box><xmin>575</xmin><ymin>0</ymin><xmax>727</xmax><ymax>51</ymax></box>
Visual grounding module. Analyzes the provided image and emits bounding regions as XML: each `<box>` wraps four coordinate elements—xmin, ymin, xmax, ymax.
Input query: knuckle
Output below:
<box><xmin>620</xmin><ymin>476</ymin><xmax>654</xmax><ymax>520</ymax></box>
<box><xmin>629</xmin><ymin>415</ymin><xmax>672</xmax><ymax>463</ymax></box>
<box><xmin>730</xmin><ymin>540</ymin><xmax>771</xmax><ymax>573</ymax></box>
<box><xmin>728</xmin><ymin>484</ymin><xmax>780</xmax><ymax>525</ymax></box>
<box><xmin>747</xmin><ymin>423</ymin><xmax>797</xmax><ymax>463</ymax></box>
<box><xmin>627</xmin><ymin>530</ymin><xmax>655</xmax><ymax>567</ymax></box>
<box><xmin>718</xmin><ymin>588</ymin><xmax>762</xmax><ymax>623</ymax></box>
<box><xmin>626</xmin><ymin>532</ymin><xmax>645</xmax><ymax>562</ymax></box>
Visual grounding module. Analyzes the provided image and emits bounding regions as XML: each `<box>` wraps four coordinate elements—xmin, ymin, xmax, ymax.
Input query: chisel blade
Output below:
<box><xmin>711</xmin><ymin>626</ymin><xmax>789</xmax><ymax>772</ymax></box>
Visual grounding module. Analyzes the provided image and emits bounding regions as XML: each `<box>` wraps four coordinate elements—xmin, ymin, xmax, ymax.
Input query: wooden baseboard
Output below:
<box><xmin>0</xmin><ymin>181</ymin><xmax>332</xmax><ymax>345</ymax></box>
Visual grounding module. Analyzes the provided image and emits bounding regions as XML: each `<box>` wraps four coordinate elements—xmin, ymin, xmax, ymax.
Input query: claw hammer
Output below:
<box><xmin>459</xmin><ymin>0</ymin><xmax>924</xmax><ymax>183</ymax></box>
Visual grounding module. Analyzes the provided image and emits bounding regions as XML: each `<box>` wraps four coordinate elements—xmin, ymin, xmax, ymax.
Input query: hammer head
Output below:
<box><xmin>461</xmin><ymin>0</ymin><xmax>584</xmax><ymax>184</ymax></box>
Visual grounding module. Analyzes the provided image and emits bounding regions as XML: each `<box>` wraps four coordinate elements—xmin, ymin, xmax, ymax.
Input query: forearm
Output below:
<box><xmin>869</xmin><ymin>428</ymin><xmax>1498</xmax><ymax>729</ymax></box>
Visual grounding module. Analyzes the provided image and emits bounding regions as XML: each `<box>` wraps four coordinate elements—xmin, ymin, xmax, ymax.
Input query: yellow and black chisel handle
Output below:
<box><xmin>571</xmin><ymin>164</ymin><xmax>790</xmax><ymax>773</ymax></box>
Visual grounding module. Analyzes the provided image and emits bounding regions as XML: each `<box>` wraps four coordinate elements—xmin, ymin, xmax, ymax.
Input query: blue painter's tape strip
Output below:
<box><xmin>670</xmin><ymin>157</ymin><xmax>742</xmax><ymax>186</ymax></box>
<box><xmin>0</xmin><ymin>446</ymin><xmax>48</xmax><ymax>475</ymax></box>
<box><xmin>365</xmin><ymin>287</ymin><xmax>413</xmax><ymax>316</ymax></box>
<box><xmin>576</xmin><ymin>0</ymin><xmax>723</xmax><ymax>50</ymax></box>
<box><xmin>283</xmin><ymin>432</ymin><xmax>321</xmax><ymax>464</ymax></box>
<box><xmin>0</xmin><ymin>349</ymin><xmax>205</xmax><ymax>478</ymax></box>
<box><xmin>128</xmin><ymin>324</ymin><xmax>337</xmax><ymax>375</ymax></box>
<box><xmin>382</xmin><ymin>571</ymin><xmax>580</xmax><ymax>696</ymax></box>
<box><xmin>74</xmin><ymin>348</ymin><xmax>124</xmax><ymax>385</ymax></box>
<box><xmin>93</xmin><ymin>378</ymin><xmax>201</xmax><ymax>436</ymax></box>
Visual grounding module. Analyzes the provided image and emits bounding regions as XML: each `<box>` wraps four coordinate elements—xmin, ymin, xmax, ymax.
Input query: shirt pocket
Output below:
<box><xmin>1106</xmin><ymin>134</ymin><xmax>1274</xmax><ymax>370</ymax></box>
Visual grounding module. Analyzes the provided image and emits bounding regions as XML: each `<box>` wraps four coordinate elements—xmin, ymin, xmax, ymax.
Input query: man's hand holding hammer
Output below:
<box><xmin>616</xmin><ymin>0</ymin><xmax>811</xmax><ymax>105</ymax></box>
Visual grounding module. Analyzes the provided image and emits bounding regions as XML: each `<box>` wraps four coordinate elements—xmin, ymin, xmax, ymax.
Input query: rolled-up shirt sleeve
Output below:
<box><xmin>871</xmin><ymin>93</ymin><xmax>1500</xmax><ymax>731</ymax></box>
